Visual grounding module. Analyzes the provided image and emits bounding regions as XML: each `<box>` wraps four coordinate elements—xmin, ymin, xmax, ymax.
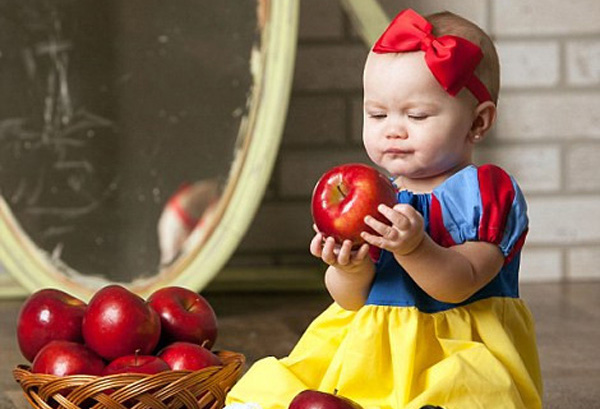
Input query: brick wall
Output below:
<box><xmin>228</xmin><ymin>0</ymin><xmax>600</xmax><ymax>283</ymax></box>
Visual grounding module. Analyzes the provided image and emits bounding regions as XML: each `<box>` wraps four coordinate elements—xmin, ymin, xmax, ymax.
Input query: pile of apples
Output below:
<box><xmin>17</xmin><ymin>285</ymin><xmax>222</xmax><ymax>377</ymax></box>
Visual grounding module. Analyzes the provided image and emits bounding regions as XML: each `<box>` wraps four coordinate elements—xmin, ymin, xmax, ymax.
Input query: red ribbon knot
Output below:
<box><xmin>373</xmin><ymin>9</ymin><xmax>492</xmax><ymax>103</ymax></box>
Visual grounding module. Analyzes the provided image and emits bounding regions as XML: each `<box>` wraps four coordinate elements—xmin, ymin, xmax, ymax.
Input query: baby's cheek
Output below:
<box><xmin>364</xmin><ymin>145</ymin><xmax>382</xmax><ymax>165</ymax></box>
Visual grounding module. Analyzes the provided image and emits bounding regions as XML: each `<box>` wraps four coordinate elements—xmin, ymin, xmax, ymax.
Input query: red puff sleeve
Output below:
<box><xmin>477</xmin><ymin>165</ymin><xmax>528</xmax><ymax>265</ymax></box>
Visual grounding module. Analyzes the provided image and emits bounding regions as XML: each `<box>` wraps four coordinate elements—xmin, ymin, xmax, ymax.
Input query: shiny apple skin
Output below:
<box><xmin>102</xmin><ymin>354</ymin><xmax>170</xmax><ymax>375</ymax></box>
<box><xmin>157</xmin><ymin>342</ymin><xmax>222</xmax><ymax>371</ymax></box>
<box><xmin>82</xmin><ymin>285</ymin><xmax>161</xmax><ymax>361</ymax></box>
<box><xmin>17</xmin><ymin>288</ymin><xmax>87</xmax><ymax>362</ymax></box>
<box><xmin>289</xmin><ymin>390</ymin><xmax>364</xmax><ymax>409</ymax></box>
<box><xmin>311</xmin><ymin>163</ymin><xmax>397</xmax><ymax>245</ymax></box>
<box><xmin>31</xmin><ymin>340</ymin><xmax>105</xmax><ymax>376</ymax></box>
<box><xmin>148</xmin><ymin>286</ymin><xmax>218</xmax><ymax>349</ymax></box>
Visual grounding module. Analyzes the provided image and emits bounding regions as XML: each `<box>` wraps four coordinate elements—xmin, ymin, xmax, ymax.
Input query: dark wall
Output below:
<box><xmin>0</xmin><ymin>0</ymin><xmax>254</xmax><ymax>280</ymax></box>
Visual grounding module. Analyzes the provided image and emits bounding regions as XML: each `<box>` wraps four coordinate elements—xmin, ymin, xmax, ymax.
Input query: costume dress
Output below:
<box><xmin>226</xmin><ymin>164</ymin><xmax>543</xmax><ymax>409</ymax></box>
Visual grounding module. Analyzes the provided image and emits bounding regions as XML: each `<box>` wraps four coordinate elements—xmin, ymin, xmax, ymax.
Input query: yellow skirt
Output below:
<box><xmin>226</xmin><ymin>297</ymin><xmax>543</xmax><ymax>409</ymax></box>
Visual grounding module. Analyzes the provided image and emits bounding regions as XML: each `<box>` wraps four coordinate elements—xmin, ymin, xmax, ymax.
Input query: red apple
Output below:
<box><xmin>157</xmin><ymin>342</ymin><xmax>222</xmax><ymax>371</ymax></box>
<box><xmin>289</xmin><ymin>390</ymin><xmax>364</xmax><ymax>409</ymax></box>
<box><xmin>82</xmin><ymin>285</ymin><xmax>161</xmax><ymax>361</ymax></box>
<box><xmin>31</xmin><ymin>340</ymin><xmax>105</xmax><ymax>376</ymax></box>
<box><xmin>17</xmin><ymin>288</ymin><xmax>87</xmax><ymax>362</ymax></box>
<box><xmin>147</xmin><ymin>286</ymin><xmax>218</xmax><ymax>349</ymax></box>
<box><xmin>311</xmin><ymin>163</ymin><xmax>397</xmax><ymax>245</ymax></box>
<box><xmin>103</xmin><ymin>353</ymin><xmax>170</xmax><ymax>375</ymax></box>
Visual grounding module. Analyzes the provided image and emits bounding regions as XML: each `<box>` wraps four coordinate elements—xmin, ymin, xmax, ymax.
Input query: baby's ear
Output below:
<box><xmin>469</xmin><ymin>101</ymin><xmax>497</xmax><ymax>143</ymax></box>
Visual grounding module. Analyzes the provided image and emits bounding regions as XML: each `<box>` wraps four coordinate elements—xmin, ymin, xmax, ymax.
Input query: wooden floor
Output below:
<box><xmin>2</xmin><ymin>281</ymin><xmax>599</xmax><ymax>408</ymax></box>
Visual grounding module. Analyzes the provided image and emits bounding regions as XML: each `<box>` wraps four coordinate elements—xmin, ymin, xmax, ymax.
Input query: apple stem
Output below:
<box><xmin>201</xmin><ymin>339</ymin><xmax>209</xmax><ymax>348</ymax></box>
<box><xmin>336</xmin><ymin>185</ymin><xmax>347</xmax><ymax>199</ymax></box>
<box><xmin>333</xmin><ymin>389</ymin><xmax>339</xmax><ymax>396</ymax></box>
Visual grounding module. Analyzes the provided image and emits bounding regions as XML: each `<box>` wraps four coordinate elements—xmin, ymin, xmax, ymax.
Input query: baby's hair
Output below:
<box><xmin>426</xmin><ymin>11</ymin><xmax>500</xmax><ymax>105</ymax></box>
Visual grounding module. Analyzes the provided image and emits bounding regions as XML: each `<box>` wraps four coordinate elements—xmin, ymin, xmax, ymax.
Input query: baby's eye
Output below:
<box><xmin>368</xmin><ymin>113</ymin><xmax>387</xmax><ymax>119</ymax></box>
<box><xmin>408</xmin><ymin>113</ymin><xmax>429</xmax><ymax>121</ymax></box>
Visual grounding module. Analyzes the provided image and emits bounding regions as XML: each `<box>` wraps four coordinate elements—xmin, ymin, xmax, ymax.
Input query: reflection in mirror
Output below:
<box><xmin>157</xmin><ymin>179</ymin><xmax>220</xmax><ymax>267</ymax></box>
<box><xmin>0</xmin><ymin>0</ymin><xmax>258</xmax><ymax>282</ymax></box>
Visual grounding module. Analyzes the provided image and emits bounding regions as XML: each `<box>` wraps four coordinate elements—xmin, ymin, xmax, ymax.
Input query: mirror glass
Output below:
<box><xmin>0</xmin><ymin>0</ymin><xmax>258</xmax><ymax>282</ymax></box>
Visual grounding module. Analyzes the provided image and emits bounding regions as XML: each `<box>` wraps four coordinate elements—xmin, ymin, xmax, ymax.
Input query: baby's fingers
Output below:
<box><xmin>378</xmin><ymin>204</ymin><xmax>411</xmax><ymax>230</ymax></box>
<box><xmin>364</xmin><ymin>214</ymin><xmax>400</xmax><ymax>241</ymax></box>
<box><xmin>321</xmin><ymin>236</ymin><xmax>339</xmax><ymax>265</ymax></box>
<box><xmin>309</xmin><ymin>232</ymin><xmax>324</xmax><ymax>258</ymax></box>
<box><xmin>352</xmin><ymin>243</ymin><xmax>370</xmax><ymax>262</ymax></box>
<box><xmin>393</xmin><ymin>204</ymin><xmax>424</xmax><ymax>228</ymax></box>
<box><xmin>336</xmin><ymin>240</ymin><xmax>355</xmax><ymax>266</ymax></box>
<box><xmin>361</xmin><ymin>230</ymin><xmax>388</xmax><ymax>250</ymax></box>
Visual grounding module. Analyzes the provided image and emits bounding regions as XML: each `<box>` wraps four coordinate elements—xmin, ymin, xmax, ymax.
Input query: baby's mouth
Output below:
<box><xmin>384</xmin><ymin>148</ymin><xmax>414</xmax><ymax>155</ymax></box>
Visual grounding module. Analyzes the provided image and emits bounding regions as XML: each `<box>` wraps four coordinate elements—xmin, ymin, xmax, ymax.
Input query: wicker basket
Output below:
<box><xmin>13</xmin><ymin>350</ymin><xmax>245</xmax><ymax>409</ymax></box>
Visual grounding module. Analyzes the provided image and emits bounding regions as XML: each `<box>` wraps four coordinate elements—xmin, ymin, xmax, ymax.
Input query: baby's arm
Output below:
<box><xmin>396</xmin><ymin>235</ymin><xmax>503</xmax><ymax>303</ymax></box>
<box><xmin>310</xmin><ymin>230</ymin><xmax>375</xmax><ymax>311</ymax></box>
<box><xmin>362</xmin><ymin>204</ymin><xmax>504</xmax><ymax>304</ymax></box>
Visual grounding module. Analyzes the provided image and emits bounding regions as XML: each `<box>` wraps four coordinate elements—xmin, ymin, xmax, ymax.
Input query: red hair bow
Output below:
<box><xmin>373</xmin><ymin>9</ymin><xmax>492</xmax><ymax>103</ymax></box>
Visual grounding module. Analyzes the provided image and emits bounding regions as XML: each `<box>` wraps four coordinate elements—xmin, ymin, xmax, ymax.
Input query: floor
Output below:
<box><xmin>2</xmin><ymin>281</ymin><xmax>599</xmax><ymax>408</ymax></box>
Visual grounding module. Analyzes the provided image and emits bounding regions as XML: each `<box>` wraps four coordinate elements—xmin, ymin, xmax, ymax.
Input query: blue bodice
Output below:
<box><xmin>365</xmin><ymin>165</ymin><xmax>527</xmax><ymax>313</ymax></box>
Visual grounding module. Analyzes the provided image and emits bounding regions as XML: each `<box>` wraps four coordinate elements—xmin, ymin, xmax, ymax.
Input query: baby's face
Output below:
<box><xmin>363</xmin><ymin>52</ymin><xmax>478</xmax><ymax>188</ymax></box>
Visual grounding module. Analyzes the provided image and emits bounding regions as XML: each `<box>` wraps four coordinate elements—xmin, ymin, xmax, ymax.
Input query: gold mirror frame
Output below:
<box><xmin>0</xmin><ymin>0</ymin><xmax>299</xmax><ymax>300</ymax></box>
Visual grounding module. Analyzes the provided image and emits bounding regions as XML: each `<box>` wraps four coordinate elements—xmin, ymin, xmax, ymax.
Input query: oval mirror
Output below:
<box><xmin>0</xmin><ymin>0</ymin><xmax>299</xmax><ymax>300</ymax></box>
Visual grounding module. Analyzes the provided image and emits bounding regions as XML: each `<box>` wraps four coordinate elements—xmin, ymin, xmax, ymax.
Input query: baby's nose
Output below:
<box><xmin>386</xmin><ymin>124</ymin><xmax>408</xmax><ymax>139</ymax></box>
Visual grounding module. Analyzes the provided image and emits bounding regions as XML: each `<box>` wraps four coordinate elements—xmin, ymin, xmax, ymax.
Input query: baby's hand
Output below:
<box><xmin>361</xmin><ymin>204</ymin><xmax>425</xmax><ymax>256</ymax></box>
<box><xmin>310</xmin><ymin>226</ymin><xmax>371</xmax><ymax>274</ymax></box>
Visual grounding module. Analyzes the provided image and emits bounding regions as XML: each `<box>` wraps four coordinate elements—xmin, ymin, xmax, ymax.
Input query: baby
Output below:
<box><xmin>225</xmin><ymin>9</ymin><xmax>543</xmax><ymax>409</ymax></box>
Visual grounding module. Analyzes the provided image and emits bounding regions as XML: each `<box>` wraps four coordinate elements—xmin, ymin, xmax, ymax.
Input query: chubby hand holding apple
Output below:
<box><xmin>310</xmin><ymin>163</ymin><xmax>397</xmax><ymax>268</ymax></box>
<box><xmin>361</xmin><ymin>202</ymin><xmax>425</xmax><ymax>257</ymax></box>
<box><xmin>311</xmin><ymin>163</ymin><xmax>397</xmax><ymax>246</ymax></box>
<box><xmin>311</xmin><ymin>163</ymin><xmax>426</xmax><ymax>261</ymax></box>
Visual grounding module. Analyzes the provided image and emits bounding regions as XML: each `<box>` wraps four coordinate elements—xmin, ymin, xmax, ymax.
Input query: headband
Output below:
<box><xmin>167</xmin><ymin>183</ymin><xmax>199</xmax><ymax>230</ymax></box>
<box><xmin>373</xmin><ymin>9</ymin><xmax>492</xmax><ymax>103</ymax></box>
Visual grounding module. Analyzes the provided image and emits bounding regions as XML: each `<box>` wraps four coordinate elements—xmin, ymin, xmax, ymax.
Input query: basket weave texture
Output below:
<box><xmin>13</xmin><ymin>350</ymin><xmax>245</xmax><ymax>409</ymax></box>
